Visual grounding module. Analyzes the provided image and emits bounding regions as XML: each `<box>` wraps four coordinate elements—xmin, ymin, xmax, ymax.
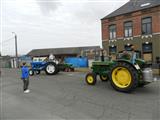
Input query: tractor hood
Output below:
<box><xmin>135</xmin><ymin>59</ymin><xmax>145</xmax><ymax>65</ymax></box>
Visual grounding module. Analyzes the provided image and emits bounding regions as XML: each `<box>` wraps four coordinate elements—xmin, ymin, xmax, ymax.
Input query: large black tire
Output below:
<box><xmin>99</xmin><ymin>75</ymin><xmax>109</xmax><ymax>82</ymax></box>
<box><xmin>45</xmin><ymin>62</ymin><xmax>58</xmax><ymax>75</ymax></box>
<box><xmin>110</xmin><ymin>62</ymin><xmax>138</xmax><ymax>92</ymax></box>
<box><xmin>29</xmin><ymin>69</ymin><xmax>34</xmax><ymax>76</ymax></box>
<box><xmin>85</xmin><ymin>72</ymin><xmax>97</xmax><ymax>85</ymax></box>
<box><xmin>35</xmin><ymin>70</ymin><xmax>40</xmax><ymax>75</ymax></box>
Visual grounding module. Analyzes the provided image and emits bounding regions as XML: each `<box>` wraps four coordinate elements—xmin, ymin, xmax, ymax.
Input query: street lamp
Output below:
<box><xmin>12</xmin><ymin>32</ymin><xmax>18</xmax><ymax>68</ymax></box>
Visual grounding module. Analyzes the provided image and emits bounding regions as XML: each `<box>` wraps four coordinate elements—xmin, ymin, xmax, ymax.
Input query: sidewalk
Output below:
<box><xmin>74</xmin><ymin>67</ymin><xmax>90</xmax><ymax>72</ymax></box>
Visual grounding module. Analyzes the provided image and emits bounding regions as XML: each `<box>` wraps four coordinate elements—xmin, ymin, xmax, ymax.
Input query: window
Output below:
<box><xmin>109</xmin><ymin>46</ymin><xmax>117</xmax><ymax>53</ymax></box>
<box><xmin>124</xmin><ymin>44</ymin><xmax>132</xmax><ymax>51</ymax></box>
<box><xmin>142</xmin><ymin>17</ymin><xmax>152</xmax><ymax>35</ymax></box>
<box><xmin>140</xmin><ymin>3</ymin><xmax>151</xmax><ymax>7</ymax></box>
<box><xmin>109</xmin><ymin>25</ymin><xmax>116</xmax><ymax>39</ymax></box>
<box><xmin>124</xmin><ymin>21</ymin><xmax>133</xmax><ymax>37</ymax></box>
<box><xmin>142</xmin><ymin>42</ymin><xmax>152</xmax><ymax>53</ymax></box>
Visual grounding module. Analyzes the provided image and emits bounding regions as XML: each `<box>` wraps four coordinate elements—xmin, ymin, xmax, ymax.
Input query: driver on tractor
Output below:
<box><xmin>130</xmin><ymin>45</ymin><xmax>137</xmax><ymax>64</ymax></box>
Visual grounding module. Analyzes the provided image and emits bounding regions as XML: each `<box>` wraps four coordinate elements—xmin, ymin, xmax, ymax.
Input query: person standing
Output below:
<box><xmin>21</xmin><ymin>62</ymin><xmax>30</xmax><ymax>93</ymax></box>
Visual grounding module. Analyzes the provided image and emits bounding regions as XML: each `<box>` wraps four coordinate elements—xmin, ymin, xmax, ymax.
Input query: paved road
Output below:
<box><xmin>0</xmin><ymin>68</ymin><xmax>160</xmax><ymax>120</ymax></box>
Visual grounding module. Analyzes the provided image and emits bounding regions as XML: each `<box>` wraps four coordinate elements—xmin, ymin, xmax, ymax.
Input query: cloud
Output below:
<box><xmin>2</xmin><ymin>0</ymin><xmax>129</xmax><ymax>55</ymax></box>
<box><xmin>36</xmin><ymin>0</ymin><xmax>61</xmax><ymax>15</ymax></box>
<box><xmin>57</xmin><ymin>0</ymin><xmax>129</xmax><ymax>24</ymax></box>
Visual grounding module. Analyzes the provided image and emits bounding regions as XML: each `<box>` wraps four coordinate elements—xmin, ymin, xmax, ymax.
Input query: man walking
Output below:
<box><xmin>21</xmin><ymin>62</ymin><xmax>30</xmax><ymax>93</ymax></box>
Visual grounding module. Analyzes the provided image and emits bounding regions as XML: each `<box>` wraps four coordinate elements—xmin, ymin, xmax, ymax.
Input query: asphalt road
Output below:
<box><xmin>0</xmin><ymin>68</ymin><xmax>160</xmax><ymax>120</ymax></box>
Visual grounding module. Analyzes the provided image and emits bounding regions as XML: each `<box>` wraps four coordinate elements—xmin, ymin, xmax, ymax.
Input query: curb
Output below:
<box><xmin>74</xmin><ymin>68</ymin><xmax>90</xmax><ymax>72</ymax></box>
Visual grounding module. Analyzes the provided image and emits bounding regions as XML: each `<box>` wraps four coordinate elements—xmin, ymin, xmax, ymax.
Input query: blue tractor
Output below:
<box><xmin>29</xmin><ymin>56</ymin><xmax>59</xmax><ymax>76</ymax></box>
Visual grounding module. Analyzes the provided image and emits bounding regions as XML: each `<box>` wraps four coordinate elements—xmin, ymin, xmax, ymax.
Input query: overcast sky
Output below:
<box><xmin>1</xmin><ymin>0</ymin><xmax>129</xmax><ymax>56</ymax></box>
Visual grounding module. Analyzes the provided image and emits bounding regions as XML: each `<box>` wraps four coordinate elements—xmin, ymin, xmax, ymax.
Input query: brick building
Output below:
<box><xmin>101</xmin><ymin>0</ymin><xmax>160</xmax><ymax>63</ymax></box>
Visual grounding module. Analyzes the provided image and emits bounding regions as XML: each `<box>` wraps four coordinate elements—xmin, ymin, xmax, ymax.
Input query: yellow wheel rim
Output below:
<box><xmin>87</xmin><ymin>75</ymin><xmax>94</xmax><ymax>84</ymax></box>
<box><xmin>112</xmin><ymin>67</ymin><xmax>132</xmax><ymax>88</ymax></box>
<box><xmin>101</xmin><ymin>75</ymin><xmax>107</xmax><ymax>80</ymax></box>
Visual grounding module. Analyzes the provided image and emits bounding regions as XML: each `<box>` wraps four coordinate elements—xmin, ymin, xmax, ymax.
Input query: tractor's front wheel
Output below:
<box><xmin>110</xmin><ymin>62</ymin><xmax>138</xmax><ymax>92</ymax></box>
<box><xmin>99</xmin><ymin>75</ymin><xmax>108</xmax><ymax>82</ymax></box>
<box><xmin>85</xmin><ymin>72</ymin><xmax>97</xmax><ymax>85</ymax></box>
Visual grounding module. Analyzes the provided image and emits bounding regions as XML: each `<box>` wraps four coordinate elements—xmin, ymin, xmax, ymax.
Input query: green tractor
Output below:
<box><xmin>85</xmin><ymin>50</ymin><xmax>154</xmax><ymax>92</ymax></box>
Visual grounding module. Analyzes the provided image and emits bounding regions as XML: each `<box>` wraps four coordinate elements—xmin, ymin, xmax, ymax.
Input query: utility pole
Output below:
<box><xmin>12</xmin><ymin>32</ymin><xmax>18</xmax><ymax>68</ymax></box>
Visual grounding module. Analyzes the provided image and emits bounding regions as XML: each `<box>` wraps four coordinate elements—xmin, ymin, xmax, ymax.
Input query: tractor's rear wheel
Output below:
<box><xmin>85</xmin><ymin>72</ymin><xmax>97</xmax><ymax>85</ymax></box>
<box><xmin>45</xmin><ymin>62</ymin><xmax>58</xmax><ymax>75</ymax></box>
<box><xmin>35</xmin><ymin>70</ymin><xmax>40</xmax><ymax>75</ymax></box>
<box><xmin>110</xmin><ymin>62</ymin><xmax>138</xmax><ymax>92</ymax></box>
<box><xmin>29</xmin><ymin>69</ymin><xmax>34</xmax><ymax>76</ymax></box>
<box><xmin>99</xmin><ymin>75</ymin><xmax>108</xmax><ymax>82</ymax></box>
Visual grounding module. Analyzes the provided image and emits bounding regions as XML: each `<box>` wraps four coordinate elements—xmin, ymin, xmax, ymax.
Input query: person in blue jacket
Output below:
<box><xmin>131</xmin><ymin>45</ymin><xmax>137</xmax><ymax>64</ymax></box>
<box><xmin>21</xmin><ymin>62</ymin><xmax>30</xmax><ymax>93</ymax></box>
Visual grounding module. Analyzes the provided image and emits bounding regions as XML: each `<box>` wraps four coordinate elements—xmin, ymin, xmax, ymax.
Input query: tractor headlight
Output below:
<box><xmin>134</xmin><ymin>64</ymin><xmax>140</xmax><ymax>70</ymax></box>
